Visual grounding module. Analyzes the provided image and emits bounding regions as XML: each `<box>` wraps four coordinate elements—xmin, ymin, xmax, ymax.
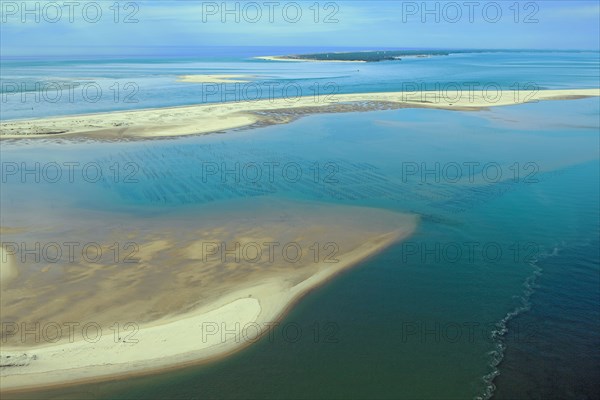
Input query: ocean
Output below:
<box><xmin>0</xmin><ymin>50</ymin><xmax>598</xmax><ymax>399</ymax></box>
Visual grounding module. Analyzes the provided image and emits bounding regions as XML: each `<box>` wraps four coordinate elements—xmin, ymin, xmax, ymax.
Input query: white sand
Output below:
<box><xmin>0</xmin><ymin>232</ymin><xmax>404</xmax><ymax>390</ymax></box>
<box><xmin>0</xmin><ymin>200</ymin><xmax>418</xmax><ymax>391</ymax></box>
<box><xmin>2</xmin><ymin>89</ymin><xmax>597</xmax><ymax>139</ymax></box>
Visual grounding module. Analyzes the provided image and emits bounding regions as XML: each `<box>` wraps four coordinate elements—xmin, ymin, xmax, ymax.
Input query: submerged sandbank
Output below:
<box><xmin>177</xmin><ymin>74</ymin><xmax>254</xmax><ymax>83</ymax></box>
<box><xmin>0</xmin><ymin>247</ymin><xmax>18</xmax><ymax>289</ymax></box>
<box><xmin>1</xmin><ymin>89</ymin><xmax>598</xmax><ymax>140</ymax></box>
<box><xmin>0</xmin><ymin>198</ymin><xmax>418</xmax><ymax>392</ymax></box>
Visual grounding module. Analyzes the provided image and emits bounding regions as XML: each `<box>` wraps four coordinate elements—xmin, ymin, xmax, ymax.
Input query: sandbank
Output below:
<box><xmin>0</xmin><ymin>198</ymin><xmax>418</xmax><ymax>392</ymax></box>
<box><xmin>1</xmin><ymin>89</ymin><xmax>598</xmax><ymax>140</ymax></box>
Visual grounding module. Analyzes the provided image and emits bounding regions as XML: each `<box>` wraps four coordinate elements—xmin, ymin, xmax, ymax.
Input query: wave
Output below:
<box><xmin>475</xmin><ymin>244</ymin><xmax>561</xmax><ymax>400</ymax></box>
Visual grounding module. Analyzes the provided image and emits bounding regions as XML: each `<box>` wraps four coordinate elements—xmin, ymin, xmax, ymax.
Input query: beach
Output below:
<box><xmin>1</xmin><ymin>89</ymin><xmax>598</xmax><ymax>140</ymax></box>
<box><xmin>0</xmin><ymin>199</ymin><xmax>418</xmax><ymax>392</ymax></box>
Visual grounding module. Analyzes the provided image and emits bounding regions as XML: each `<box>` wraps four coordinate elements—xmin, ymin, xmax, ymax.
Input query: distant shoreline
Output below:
<box><xmin>255</xmin><ymin>50</ymin><xmax>452</xmax><ymax>62</ymax></box>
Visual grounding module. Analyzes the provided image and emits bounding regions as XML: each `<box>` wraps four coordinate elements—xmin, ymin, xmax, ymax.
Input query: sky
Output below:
<box><xmin>1</xmin><ymin>0</ymin><xmax>599</xmax><ymax>56</ymax></box>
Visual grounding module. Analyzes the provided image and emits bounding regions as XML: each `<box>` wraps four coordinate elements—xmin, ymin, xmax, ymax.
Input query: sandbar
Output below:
<box><xmin>1</xmin><ymin>89</ymin><xmax>598</xmax><ymax>140</ymax></box>
<box><xmin>0</xmin><ymin>198</ymin><xmax>418</xmax><ymax>392</ymax></box>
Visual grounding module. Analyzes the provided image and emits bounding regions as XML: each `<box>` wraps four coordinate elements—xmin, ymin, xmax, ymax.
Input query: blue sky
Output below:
<box><xmin>1</xmin><ymin>1</ymin><xmax>599</xmax><ymax>56</ymax></box>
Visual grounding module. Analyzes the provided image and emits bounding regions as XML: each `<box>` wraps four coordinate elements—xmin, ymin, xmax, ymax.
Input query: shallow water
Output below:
<box><xmin>2</xmin><ymin>49</ymin><xmax>600</xmax><ymax>398</ymax></box>
<box><xmin>1</xmin><ymin>89</ymin><xmax>598</xmax><ymax>398</ymax></box>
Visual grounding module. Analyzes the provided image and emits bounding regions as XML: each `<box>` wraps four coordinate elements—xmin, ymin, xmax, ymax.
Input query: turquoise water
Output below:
<box><xmin>1</xmin><ymin>50</ymin><xmax>599</xmax><ymax>120</ymax></box>
<box><xmin>1</xmin><ymin>52</ymin><xmax>599</xmax><ymax>399</ymax></box>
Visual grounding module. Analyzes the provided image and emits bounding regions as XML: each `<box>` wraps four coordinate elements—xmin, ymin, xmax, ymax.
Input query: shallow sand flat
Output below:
<box><xmin>177</xmin><ymin>74</ymin><xmax>254</xmax><ymax>83</ymax></box>
<box><xmin>0</xmin><ymin>198</ymin><xmax>418</xmax><ymax>391</ymax></box>
<box><xmin>1</xmin><ymin>89</ymin><xmax>597</xmax><ymax>140</ymax></box>
<box><xmin>0</xmin><ymin>247</ymin><xmax>18</xmax><ymax>288</ymax></box>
